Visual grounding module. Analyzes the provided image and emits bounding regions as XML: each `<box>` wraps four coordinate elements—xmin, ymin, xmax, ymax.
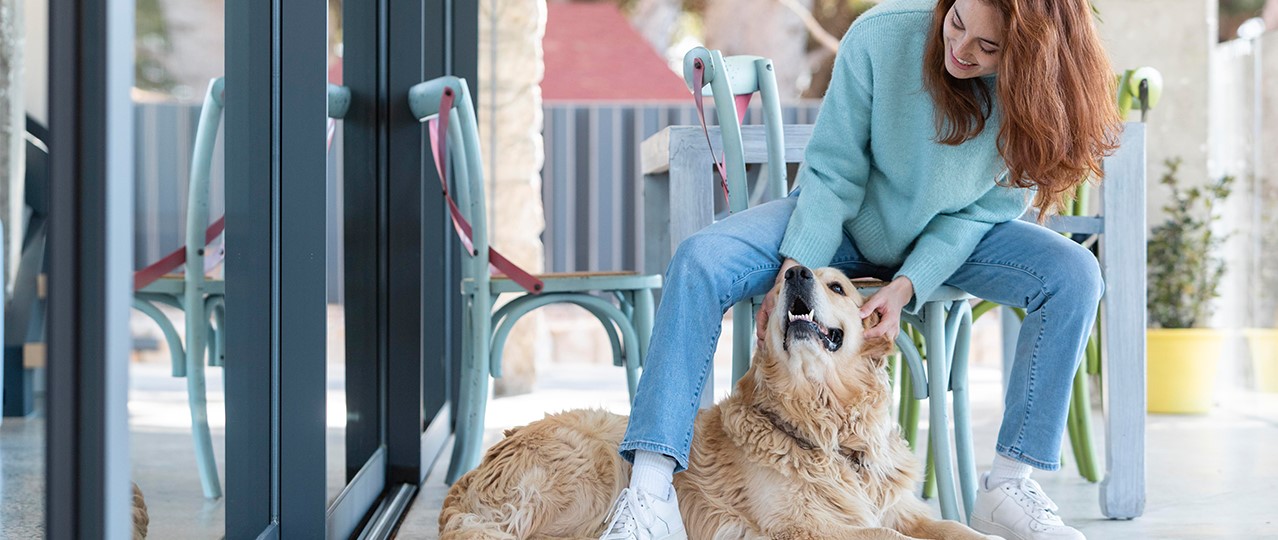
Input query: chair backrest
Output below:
<box><xmin>408</xmin><ymin>76</ymin><xmax>492</xmax><ymax>285</ymax></box>
<box><xmin>184</xmin><ymin>78</ymin><xmax>349</xmax><ymax>275</ymax></box>
<box><xmin>133</xmin><ymin>79</ymin><xmax>351</xmax><ymax>291</ymax></box>
<box><xmin>184</xmin><ymin>77</ymin><xmax>227</xmax><ymax>280</ymax></box>
<box><xmin>681</xmin><ymin>47</ymin><xmax>787</xmax><ymax>213</ymax></box>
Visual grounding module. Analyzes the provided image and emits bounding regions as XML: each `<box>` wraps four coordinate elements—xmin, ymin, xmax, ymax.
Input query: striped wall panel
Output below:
<box><xmin>541</xmin><ymin>101</ymin><xmax>821</xmax><ymax>274</ymax></box>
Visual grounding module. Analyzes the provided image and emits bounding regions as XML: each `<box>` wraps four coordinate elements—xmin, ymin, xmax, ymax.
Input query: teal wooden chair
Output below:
<box><xmin>882</xmin><ymin>187</ymin><xmax>1104</xmax><ymax>521</ymax></box>
<box><xmin>131</xmin><ymin>77</ymin><xmax>228</xmax><ymax>499</ymax></box>
<box><xmin>132</xmin><ymin>78</ymin><xmax>352</xmax><ymax>499</ymax></box>
<box><xmin>407</xmin><ymin>76</ymin><xmax>662</xmax><ymax>484</ymax></box>
<box><xmin>897</xmin><ymin>65</ymin><xmax>1167</xmax><ymax>508</ymax></box>
<box><xmin>681</xmin><ymin>47</ymin><xmax>788</xmax><ymax>384</ymax></box>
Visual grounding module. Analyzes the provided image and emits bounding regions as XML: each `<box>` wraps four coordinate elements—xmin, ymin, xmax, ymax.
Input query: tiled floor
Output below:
<box><xmin>396</xmin><ymin>360</ymin><xmax>1278</xmax><ymax>539</ymax></box>
<box><xmin>0</xmin><ymin>368</ymin><xmax>231</xmax><ymax>540</ymax></box>
<box><xmin>0</xmin><ymin>305</ymin><xmax>354</xmax><ymax>540</ymax></box>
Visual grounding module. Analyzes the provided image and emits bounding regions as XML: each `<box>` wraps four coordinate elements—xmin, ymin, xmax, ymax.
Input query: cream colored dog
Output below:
<box><xmin>440</xmin><ymin>266</ymin><xmax>996</xmax><ymax>540</ymax></box>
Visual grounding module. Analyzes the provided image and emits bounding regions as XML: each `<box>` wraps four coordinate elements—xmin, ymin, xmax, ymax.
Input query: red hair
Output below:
<box><xmin>922</xmin><ymin>0</ymin><xmax>1123</xmax><ymax>218</ymax></box>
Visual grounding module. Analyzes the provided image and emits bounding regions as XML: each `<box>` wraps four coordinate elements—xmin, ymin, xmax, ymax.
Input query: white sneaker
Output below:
<box><xmin>599</xmin><ymin>486</ymin><xmax>687</xmax><ymax>540</ymax></box>
<box><xmin>970</xmin><ymin>474</ymin><xmax>1085</xmax><ymax>540</ymax></box>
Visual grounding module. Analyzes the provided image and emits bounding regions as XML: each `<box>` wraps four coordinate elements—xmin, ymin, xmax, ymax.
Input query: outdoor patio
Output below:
<box><xmin>1</xmin><ymin>0</ymin><xmax>1276</xmax><ymax>536</ymax></box>
<box><xmin>395</xmin><ymin>338</ymin><xmax>1278</xmax><ymax>539</ymax></box>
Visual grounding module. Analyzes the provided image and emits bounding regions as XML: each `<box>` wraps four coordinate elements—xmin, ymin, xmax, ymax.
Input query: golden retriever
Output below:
<box><xmin>439</xmin><ymin>266</ymin><xmax>996</xmax><ymax>540</ymax></box>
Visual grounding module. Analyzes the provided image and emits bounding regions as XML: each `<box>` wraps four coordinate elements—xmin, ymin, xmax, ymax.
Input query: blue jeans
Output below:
<box><xmin>619</xmin><ymin>194</ymin><xmax>1103</xmax><ymax>472</ymax></box>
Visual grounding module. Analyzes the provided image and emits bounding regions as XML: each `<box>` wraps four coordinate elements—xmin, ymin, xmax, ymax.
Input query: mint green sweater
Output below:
<box><xmin>778</xmin><ymin>0</ymin><xmax>1030</xmax><ymax>313</ymax></box>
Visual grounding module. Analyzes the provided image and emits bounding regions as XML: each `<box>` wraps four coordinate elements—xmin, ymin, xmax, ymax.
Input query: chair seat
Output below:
<box><xmin>137</xmin><ymin>276</ymin><xmax>225</xmax><ymax>296</ymax></box>
<box><xmin>464</xmin><ymin>271</ymin><xmax>661</xmax><ymax>295</ymax></box>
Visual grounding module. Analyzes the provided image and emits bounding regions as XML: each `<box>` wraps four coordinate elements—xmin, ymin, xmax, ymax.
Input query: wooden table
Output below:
<box><xmin>640</xmin><ymin>123</ymin><xmax>1147</xmax><ymax>520</ymax></box>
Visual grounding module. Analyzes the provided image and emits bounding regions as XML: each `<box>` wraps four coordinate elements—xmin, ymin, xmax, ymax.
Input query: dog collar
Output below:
<box><xmin>753</xmin><ymin>405</ymin><xmax>865</xmax><ymax>470</ymax></box>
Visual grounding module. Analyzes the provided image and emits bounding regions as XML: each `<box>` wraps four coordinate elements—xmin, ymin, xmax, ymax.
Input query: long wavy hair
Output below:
<box><xmin>922</xmin><ymin>0</ymin><xmax>1122</xmax><ymax>218</ymax></box>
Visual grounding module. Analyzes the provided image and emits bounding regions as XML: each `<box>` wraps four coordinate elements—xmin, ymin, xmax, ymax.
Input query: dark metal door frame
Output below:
<box><xmin>45</xmin><ymin>0</ymin><xmax>134</xmax><ymax>536</ymax></box>
<box><xmin>224</xmin><ymin>0</ymin><xmax>478</xmax><ymax>537</ymax></box>
<box><xmin>41</xmin><ymin>0</ymin><xmax>476</xmax><ymax>536</ymax></box>
<box><xmin>224</xmin><ymin>0</ymin><xmax>328</xmax><ymax>537</ymax></box>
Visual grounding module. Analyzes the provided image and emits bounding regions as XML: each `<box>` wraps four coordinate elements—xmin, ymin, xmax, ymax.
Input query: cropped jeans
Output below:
<box><xmin>618</xmin><ymin>193</ymin><xmax>1103</xmax><ymax>472</ymax></box>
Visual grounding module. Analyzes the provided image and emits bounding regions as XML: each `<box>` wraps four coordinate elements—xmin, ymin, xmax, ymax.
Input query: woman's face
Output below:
<box><xmin>942</xmin><ymin>0</ymin><xmax>1005</xmax><ymax>79</ymax></box>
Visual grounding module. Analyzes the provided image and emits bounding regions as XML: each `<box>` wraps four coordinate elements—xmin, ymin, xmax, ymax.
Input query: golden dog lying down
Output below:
<box><xmin>440</xmin><ymin>266</ymin><xmax>996</xmax><ymax>540</ymax></box>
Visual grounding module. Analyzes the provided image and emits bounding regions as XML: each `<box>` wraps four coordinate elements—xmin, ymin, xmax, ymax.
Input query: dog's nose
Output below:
<box><xmin>784</xmin><ymin>265</ymin><xmax>814</xmax><ymax>284</ymax></box>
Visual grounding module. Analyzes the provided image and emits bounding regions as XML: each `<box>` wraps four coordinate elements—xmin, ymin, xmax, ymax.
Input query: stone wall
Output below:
<box><xmin>479</xmin><ymin>0</ymin><xmax>549</xmax><ymax>396</ymax></box>
<box><xmin>1</xmin><ymin>0</ymin><xmax>23</xmax><ymax>290</ymax></box>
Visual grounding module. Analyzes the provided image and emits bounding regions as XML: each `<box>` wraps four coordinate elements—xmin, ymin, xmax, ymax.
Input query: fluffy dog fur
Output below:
<box><xmin>440</xmin><ymin>267</ymin><xmax>996</xmax><ymax>540</ymax></box>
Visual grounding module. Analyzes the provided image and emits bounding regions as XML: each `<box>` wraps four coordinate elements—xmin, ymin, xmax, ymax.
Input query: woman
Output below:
<box><xmin>602</xmin><ymin>0</ymin><xmax>1121</xmax><ymax>538</ymax></box>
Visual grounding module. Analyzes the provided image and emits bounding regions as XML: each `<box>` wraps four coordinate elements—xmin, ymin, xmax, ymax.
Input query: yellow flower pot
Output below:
<box><xmin>1245</xmin><ymin>329</ymin><xmax>1278</xmax><ymax>393</ymax></box>
<box><xmin>1146</xmin><ymin>328</ymin><xmax>1225</xmax><ymax>414</ymax></box>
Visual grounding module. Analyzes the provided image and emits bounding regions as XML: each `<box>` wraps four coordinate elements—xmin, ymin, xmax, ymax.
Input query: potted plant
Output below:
<box><xmin>1245</xmin><ymin>180</ymin><xmax>1278</xmax><ymax>392</ymax></box>
<box><xmin>1146</xmin><ymin>158</ymin><xmax>1235</xmax><ymax>413</ymax></box>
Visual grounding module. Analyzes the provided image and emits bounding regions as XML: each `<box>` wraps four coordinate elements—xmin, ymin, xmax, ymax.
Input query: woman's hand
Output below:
<box><xmin>860</xmin><ymin>276</ymin><xmax>914</xmax><ymax>342</ymax></box>
<box><xmin>756</xmin><ymin>258</ymin><xmax>801</xmax><ymax>348</ymax></box>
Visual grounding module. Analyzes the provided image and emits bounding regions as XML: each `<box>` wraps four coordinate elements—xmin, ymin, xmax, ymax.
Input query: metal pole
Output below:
<box><xmin>1239</xmin><ymin>18</ymin><xmax>1266</xmax><ymax>325</ymax></box>
<box><xmin>1253</xmin><ymin>34</ymin><xmax>1264</xmax><ymax>325</ymax></box>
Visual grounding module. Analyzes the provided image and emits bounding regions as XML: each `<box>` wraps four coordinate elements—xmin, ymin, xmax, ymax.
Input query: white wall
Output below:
<box><xmin>156</xmin><ymin>0</ymin><xmax>224</xmax><ymax>100</ymax></box>
<box><xmin>23</xmin><ymin>0</ymin><xmax>45</xmax><ymax>124</ymax></box>
<box><xmin>1092</xmin><ymin>0</ymin><xmax>1218</xmax><ymax>230</ymax></box>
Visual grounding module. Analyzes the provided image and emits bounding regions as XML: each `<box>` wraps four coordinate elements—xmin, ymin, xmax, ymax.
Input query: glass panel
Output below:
<box><xmin>0</xmin><ymin>1</ymin><xmax>47</xmax><ymax>536</ymax></box>
<box><xmin>128</xmin><ymin>0</ymin><xmax>227</xmax><ymax>536</ymax></box>
<box><xmin>0</xmin><ymin>2</ymin><xmax>48</xmax><ymax>535</ymax></box>
<box><xmin>326</xmin><ymin>0</ymin><xmax>348</xmax><ymax>506</ymax></box>
<box><xmin>327</xmin><ymin>0</ymin><xmax>381</xmax><ymax>510</ymax></box>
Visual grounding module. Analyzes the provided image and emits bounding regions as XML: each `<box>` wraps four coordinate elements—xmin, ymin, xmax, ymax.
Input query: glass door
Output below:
<box><xmin>325</xmin><ymin>0</ymin><xmax>387</xmax><ymax>536</ymax></box>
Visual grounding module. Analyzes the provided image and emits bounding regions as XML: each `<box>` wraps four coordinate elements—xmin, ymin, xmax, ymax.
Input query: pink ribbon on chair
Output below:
<box><xmin>133</xmin><ymin>217</ymin><xmax>226</xmax><ymax>291</ymax></box>
<box><xmin>427</xmin><ymin>87</ymin><xmax>544</xmax><ymax>295</ymax></box>
<box><xmin>133</xmin><ymin>117</ymin><xmax>340</xmax><ymax>292</ymax></box>
<box><xmin>692</xmin><ymin>58</ymin><xmax>752</xmax><ymax>208</ymax></box>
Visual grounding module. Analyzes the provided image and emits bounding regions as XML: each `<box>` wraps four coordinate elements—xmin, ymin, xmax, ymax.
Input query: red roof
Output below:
<box><xmin>542</xmin><ymin>3</ymin><xmax>690</xmax><ymax>101</ymax></box>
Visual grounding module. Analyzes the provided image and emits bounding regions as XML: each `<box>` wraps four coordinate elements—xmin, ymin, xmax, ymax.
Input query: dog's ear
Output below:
<box><xmin>859</xmin><ymin>311</ymin><xmax>894</xmax><ymax>364</ymax></box>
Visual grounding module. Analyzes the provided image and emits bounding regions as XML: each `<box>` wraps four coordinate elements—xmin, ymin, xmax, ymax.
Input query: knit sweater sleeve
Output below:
<box><xmin>896</xmin><ymin>185</ymin><xmax>1029</xmax><ymax>314</ymax></box>
<box><xmin>777</xmin><ymin>29</ymin><xmax>874</xmax><ymax>269</ymax></box>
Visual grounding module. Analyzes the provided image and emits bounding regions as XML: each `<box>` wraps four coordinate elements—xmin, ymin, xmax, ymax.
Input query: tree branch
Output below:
<box><xmin>774</xmin><ymin>0</ymin><xmax>841</xmax><ymax>53</ymax></box>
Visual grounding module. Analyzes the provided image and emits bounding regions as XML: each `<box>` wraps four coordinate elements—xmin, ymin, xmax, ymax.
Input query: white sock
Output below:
<box><xmin>986</xmin><ymin>454</ymin><xmax>1032</xmax><ymax>489</ymax></box>
<box><xmin>630</xmin><ymin>450</ymin><xmax>676</xmax><ymax>500</ymax></box>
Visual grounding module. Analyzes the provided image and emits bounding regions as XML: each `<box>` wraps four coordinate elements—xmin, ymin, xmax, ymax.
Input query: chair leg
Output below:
<box><xmin>446</xmin><ymin>296</ymin><xmax>472</xmax><ymax>484</ymax></box>
<box><xmin>209</xmin><ymin>299</ymin><xmax>226</xmax><ymax>368</ymax></box>
<box><xmin>899</xmin><ymin>366</ymin><xmax>919</xmax><ymax>450</ymax></box>
<box><xmin>923</xmin><ymin>437</ymin><xmax>936</xmax><ymax>500</ymax></box>
<box><xmin>628</xmin><ymin>289</ymin><xmax>655</xmax><ymax>401</ymax></box>
<box><xmin>185</xmin><ymin>302</ymin><xmax>222</xmax><ymax>499</ymax></box>
<box><xmin>447</xmin><ymin>297</ymin><xmax>491</xmax><ymax>484</ymax></box>
<box><xmin>924</xmin><ymin>301</ymin><xmax>960</xmax><ymax>521</ymax></box>
<box><xmin>731</xmin><ymin>301</ymin><xmax>753</xmax><ymax>385</ymax></box>
<box><xmin>950</xmin><ymin>302</ymin><xmax>976</xmax><ymax>520</ymax></box>
<box><xmin>1066</xmin><ymin>392</ymin><xmax>1083</xmax><ymax>471</ymax></box>
<box><xmin>1070</xmin><ymin>366</ymin><xmax>1100</xmax><ymax>482</ymax></box>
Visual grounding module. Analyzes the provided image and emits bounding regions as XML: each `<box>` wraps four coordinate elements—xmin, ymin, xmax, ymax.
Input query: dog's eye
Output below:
<box><xmin>828</xmin><ymin>282</ymin><xmax>845</xmax><ymax>296</ymax></box>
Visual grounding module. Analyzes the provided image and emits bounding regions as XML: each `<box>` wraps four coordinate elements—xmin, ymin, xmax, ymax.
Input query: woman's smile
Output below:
<box><xmin>949</xmin><ymin>46</ymin><xmax>978</xmax><ymax>71</ymax></box>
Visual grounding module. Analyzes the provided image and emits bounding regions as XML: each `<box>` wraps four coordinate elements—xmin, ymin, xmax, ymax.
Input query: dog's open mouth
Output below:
<box><xmin>784</xmin><ymin>295</ymin><xmax>844</xmax><ymax>352</ymax></box>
